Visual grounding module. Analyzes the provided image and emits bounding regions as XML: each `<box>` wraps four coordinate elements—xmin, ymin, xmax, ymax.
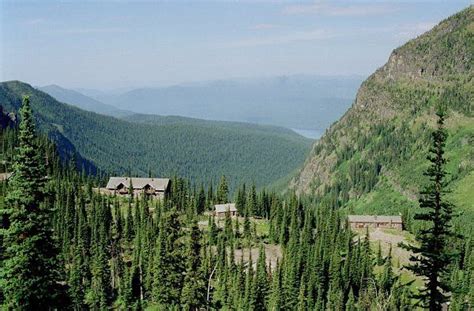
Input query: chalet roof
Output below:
<box><xmin>106</xmin><ymin>177</ymin><xmax>170</xmax><ymax>191</ymax></box>
<box><xmin>215</xmin><ymin>203</ymin><xmax>237</xmax><ymax>214</ymax></box>
<box><xmin>348</xmin><ymin>215</ymin><xmax>402</xmax><ymax>223</ymax></box>
<box><xmin>0</xmin><ymin>172</ymin><xmax>12</xmax><ymax>181</ymax></box>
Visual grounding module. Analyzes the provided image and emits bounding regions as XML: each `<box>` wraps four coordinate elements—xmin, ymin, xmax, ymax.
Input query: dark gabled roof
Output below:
<box><xmin>106</xmin><ymin>177</ymin><xmax>170</xmax><ymax>191</ymax></box>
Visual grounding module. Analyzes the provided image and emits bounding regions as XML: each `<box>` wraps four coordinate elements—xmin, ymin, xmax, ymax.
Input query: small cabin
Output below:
<box><xmin>214</xmin><ymin>203</ymin><xmax>238</xmax><ymax>217</ymax></box>
<box><xmin>0</xmin><ymin>172</ymin><xmax>11</xmax><ymax>182</ymax></box>
<box><xmin>348</xmin><ymin>215</ymin><xmax>402</xmax><ymax>230</ymax></box>
<box><xmin>106</xmin><ymin>177</ymin><xmax>170</xmax><ymax>199</ymax></box>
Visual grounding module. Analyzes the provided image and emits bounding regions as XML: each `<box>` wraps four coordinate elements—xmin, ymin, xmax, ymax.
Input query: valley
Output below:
<box><xmin>0</xmin><ymin>3</ymin><xmax>473</xmax><ymax>311</ymax></box>
<box><xmin>0</xmin><ymin>81</ymin><xmax>312</xmax><ymax>189</ymax></box>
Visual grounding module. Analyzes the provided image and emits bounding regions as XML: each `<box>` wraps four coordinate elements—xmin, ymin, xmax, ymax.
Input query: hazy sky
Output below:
<box><xmin>1</xmin><ymin>1</ymin><xmax>471</xmax><ymax>89</ymax></box>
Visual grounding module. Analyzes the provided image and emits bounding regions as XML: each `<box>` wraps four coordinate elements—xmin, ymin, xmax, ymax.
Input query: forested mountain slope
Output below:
<box><xmin>291</xmin><ymin>7</ymin><xmax>473</xmax><ymax>217</ymax></box>
<box><xmin>39</xmin><ymin>84</ymin><xmax>132</xmax><ymax>118</ymax></box>
<box><xmin>0</xmin><ymin>81</ymin><xmax>311</xmax><ymax>188</ymax></box>
<box><xmin>124</xmin><ymin>113</ymin><xmax>301</xmax><ymax>136</ymax></box>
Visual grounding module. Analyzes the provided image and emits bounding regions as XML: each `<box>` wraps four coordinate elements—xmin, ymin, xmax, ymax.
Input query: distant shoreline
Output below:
<box><xmin>290</xmin><ymin>128</ymin><xmax>323</xmax><ymax>140</ymax></box>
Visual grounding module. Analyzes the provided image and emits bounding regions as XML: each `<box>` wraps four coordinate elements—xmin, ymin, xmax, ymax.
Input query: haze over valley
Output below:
<box><xmin>1</xmin><ymin>2</ymin><xmax>473</xmax><ymax>310</ymax></box>
<box><xmin>38</xmin><ymin>75</ymin><xmax>363</xmax><ymax>139</ymax></box>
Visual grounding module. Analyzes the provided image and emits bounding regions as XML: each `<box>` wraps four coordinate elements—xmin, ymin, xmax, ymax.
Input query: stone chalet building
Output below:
<box><xmin>214</xmin><ymin>203</ymin><xmax>238</xmax><ymax>217</ymax></box>
<box><xmin>106</xmin><ymin>177</ymin><xmax>170</xmax><ymax>199</ymax></box>
<box><xmin>348</xmin><ymin>215</ymin><xmax>403</xmax><ymax>230</ymax></box>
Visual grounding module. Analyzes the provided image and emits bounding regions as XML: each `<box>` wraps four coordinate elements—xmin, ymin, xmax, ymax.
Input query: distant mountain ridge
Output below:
<box><xmin>291</xmin><ymin>7</ymin><xmax>473</xmax><ymax>216</ymax></box>
<box><xmin>0</xmin><ymin>81</ymin><xmax>312</xmax><ymax>189</ymax></box>
<box><xmin>38</xmin><ymin>84</ymin><xmax>132</xmax><ymax>117</ymax></box>
<box><xmin>93</xmin><ymin>75</ymin><xmax>363</xmax><ymax>131</ymax></box>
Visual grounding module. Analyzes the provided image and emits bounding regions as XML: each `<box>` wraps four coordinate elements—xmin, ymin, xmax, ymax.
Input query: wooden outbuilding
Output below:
<box><xmin>0</xmin><ymin>172</ymin><xmax>11</xmax><ymax>182</ymax></box>
<box><xmin>214</xmin><ymin>203</ymin><xmax>238</xmax><ymax>217</ymax></box>
<box><xmin>348</xmin><ymin>215</ymin><xmax>403</xmax><ymax>230</ymax></box>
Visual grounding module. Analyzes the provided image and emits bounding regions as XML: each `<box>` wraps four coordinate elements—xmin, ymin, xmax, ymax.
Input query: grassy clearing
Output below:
<box><xmin>346</xmin><ymin>178</ymin><xmax>417</xmax><ymax>216</ymax></box>
<box><xmin>198</xmin><ymin>214</ymin><xmax>270</xmax><ymax>239</ymax></box>
<box><xmin>451</xmin><ymin>171</ymin><xmax>474</xmax><ymax>212</ymax></box>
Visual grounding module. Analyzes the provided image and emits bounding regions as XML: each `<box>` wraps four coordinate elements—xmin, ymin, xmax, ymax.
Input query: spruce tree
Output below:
<box><xmin>345</xmin><ymin>288</ymin><xmax>356</xmax><ymax>311</ymax></box>
<box><xmin>401</xmin><ymin>107</ymin><xmax>458</xmax><ymax>310</ymax></box>
<box><xmin>208</xmin><ymin>215</ymin><xmax>218</xmax><ymax>245</ymax></box>
<box><xmin>223</xmin><ymin>210</ymin><xmax>233</xmax><ymax>245</ymax></box>
<box><xmin>243</xmin><ymin>210</ymin><xmax>252</xmax><ymax>243</ymax></box>
<box><xmin>269</xmin><ymin>259</ymin><xmax>283</xmax><ymax>310</ymax></box>
<box><xmin>216</xmin><ymin>175</ymin><xmax>229</xmax><ymax>204</ymax></box>
<box><xmin>376</xmin><ymin>241</ymin><xmax>383</xmax><ymax>266</ymax></box>
<box><xmin>181</xmin><ymin>219</ymin><xmax>206</xmax><ymax>310</ymax></box>
<box><xmin>254</xmin><ymin>244</ymin><xmax>269</xmax><ymax>310</ymax></box>
<box><xmin>152</xmin><ymin>208</ymin><xmax>184</xmax><ymax>306</ymax></box>
<box><xmin>379</xmin><ymin>244</ymin><xmax>395</xmax><ymax>294</ymax></box>
<box><xmin>235</xmin><ymin>183</ymin><xmax>246</xmax><ymax>216</ymax></box>
<box><xmin>0</xmin><ymin>97</ymin><xmax>62</xmax><ymax>309</ymax></box>
<box><xmin>247</xmin><ymin>184</ymin><xmax>257</xmax><ymax>216</ymax></box>
<box><xmin>86</xmin><ymin>199</ymin><xmax>112</xmax><ymax>309</ymax></box>
<box><xmin>69</xmin><ymin>192</ymin><xmax>90</xmax><ymax>309</ymax></box>
<box><xmin>196</xmin><ymin>184</ymin><xmax>206</xmax><ymax>215</ymax></box>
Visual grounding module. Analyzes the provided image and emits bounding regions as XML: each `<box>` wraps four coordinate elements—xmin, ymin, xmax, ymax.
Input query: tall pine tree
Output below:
<box><xmin>0</xmin><ymin>97</ymin><xmax>62</xmax><ymax>309</ymax></box>
<box><xmin>401</xmin><ymin>107</ymin><xmax>458</xmax><ymax>310</ymax></box>
<box><xmin>181</xmin><ymin>219</ymin><xmax>206</xmax><ymax>309</ymax></box>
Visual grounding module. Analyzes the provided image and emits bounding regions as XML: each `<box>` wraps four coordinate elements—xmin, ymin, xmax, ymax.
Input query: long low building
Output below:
<box><xmin>106</xmin><ymin>177</ymin><xmax>170</xmax><ymax>198</ymax></box>
<box><xmin>348</xmin><ymin>215</ymin><xmax>403</xmax><ymax>230</ymax></box>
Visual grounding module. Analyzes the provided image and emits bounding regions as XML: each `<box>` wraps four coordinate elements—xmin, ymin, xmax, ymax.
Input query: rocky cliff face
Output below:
<box><xmin>291</xmin><ymin>7</ymin><xmax>473</xmax><ymax>212</ymax></box>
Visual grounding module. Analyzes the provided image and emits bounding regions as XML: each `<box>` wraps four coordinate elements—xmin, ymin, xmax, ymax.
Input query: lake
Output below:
<box><xmin>291</xmin><ymin>128</ymin><xmax>324</xmax><ymax>140</ymax></box>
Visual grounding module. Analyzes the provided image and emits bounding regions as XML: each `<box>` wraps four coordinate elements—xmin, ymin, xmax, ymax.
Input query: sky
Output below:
<box><xmin>0</xmin><ymin>0</ymin><xmax>471</xmax><ymax>89</ymax></box>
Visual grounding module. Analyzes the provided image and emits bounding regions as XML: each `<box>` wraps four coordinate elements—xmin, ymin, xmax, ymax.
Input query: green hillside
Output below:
<box><xmin>0</xmin><ymin>81</ymin><xmax>312</xmax><ymax>188</ymax></box>
<box><xmin>291</xmin><ymin>7</ymin><xmax>473</xmax><ymax>221</ymax></box>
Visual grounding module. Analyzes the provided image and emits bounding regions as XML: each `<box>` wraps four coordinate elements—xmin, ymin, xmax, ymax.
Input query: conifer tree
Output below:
<box><xmin>0</xmin><ymin>97</ymin><xmax>62</xmax><ymax>309</ymax></box>
<box><xmin>69</xmin><ymin>191</ymin><xmax>90</xmax><ymax>309</ymax></box>
<box><xmin>379</xmin><ymin>244</ymin><xmax>395</xmax><ymax>294</ymax></box>
<box><xmin>223</xmin><ymin>210</ymin><xmax>233</xmax><ymax>245</ymax></box>
<box><xmin>125</xmin><ymin>199</ymin><xmax>134</xmax><ymax>240</ymax></box>
<box><xmin>235</xmin><ymin>183</ymin><xmax>246</xmax><ymax>215</ymax></box>
<box><xmin>243</xmin><ymin>253</ymin><xmax>256</xmax><ymax>310</ymax></box>
<box><xmin>269</xmin><ymin>259</ymin><xmax>283</xmax><ymax>311</ymax></box>
<box><xmin>376</xmin><ymin>241</ymin><xmax>383</xmax><ymax>266</ymax></box>
<box><xmin>216</xmin><ymin>175</ymin><xmax>229</xmax><ymax>204</ymax></box>
<box><xmin>196</xmin><ymin>184</ymin><xmax>206</xmax><ymax>215</ymax></box>
<box><xmin>234</xmin><ymin>217</ymin><xmax>241</xmax><ymax>240</ymax></box>
<box><xmin>360</xmin><ymin>228</ymin><xmax>373</xmax><ymax>289</ymax></box>
<box><xmin>208</xmin><ymin>215</ymin><xmax>218</xmax><ymax>245</ymax></box>
<box><xmin>345</xmin><ymin>288</ymin><xmax>356</xmax><ymax>311</ymax></box>
<box><xmin>152</xmin><ymin>208</ymin><xmax>184</xmax><ymax>306</ymax></box>
<box><xmin>243</xmin><ymin>212</ymin><xmax>252</xmax><ymax>243</ymax></box>
<box><xmin>86</xmin><ymin>199</ymin><xmax>112</xmax><ymax>309</ymax></box>
<box><xmin>254</xmin><ymin>244</ymin><xmax>269</xmax><ymax>310</ymax></box>
<box><xmin>247</xmin><ymin>184</ymin><xmax>257</xmax><ymax>216</ymax></box>
<box><xmin>181</xmin><ymin>219</ymin><xmax>206</xmax><ymax>310</ymax></box>
<box><xmin>401</xmin><ymin>107</ymin><xmax>458</xmax><ymax>310</ymax></box>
